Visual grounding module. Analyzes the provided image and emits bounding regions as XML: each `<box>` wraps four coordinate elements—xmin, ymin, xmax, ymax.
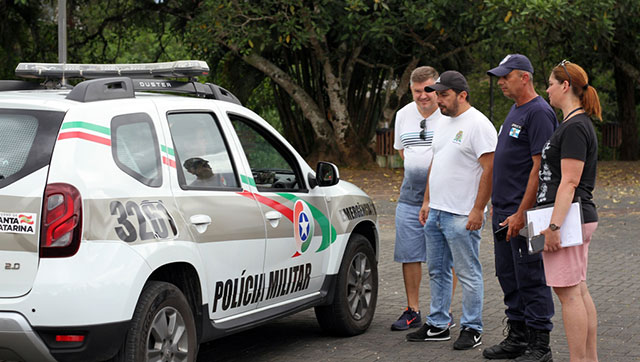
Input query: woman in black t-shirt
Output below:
<box><xmin>539</xmin><ymin>60</ymin><xmax>601</xmax><ymax>362</ymax></box>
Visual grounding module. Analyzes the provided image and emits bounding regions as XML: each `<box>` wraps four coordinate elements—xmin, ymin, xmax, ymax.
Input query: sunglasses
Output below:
<box><xmin>419</xmin><ymin>119</ymin><xmax>427</xmax><ymax>140</ymax></box>
<box><xmin>558</xmin><ymin>59</ymin><xmax>572</xmax><ymax>86</ymax></box>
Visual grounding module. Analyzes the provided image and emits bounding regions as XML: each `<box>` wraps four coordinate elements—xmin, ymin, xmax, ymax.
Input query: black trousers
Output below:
<box><xmin>492</xmin><ymin>210</ymin><xmax>554</xmax><ymax>331</ymax></box>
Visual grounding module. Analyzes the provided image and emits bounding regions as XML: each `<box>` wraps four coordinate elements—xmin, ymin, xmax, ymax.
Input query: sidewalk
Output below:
<box><xmin>198</xmin><ymin>161</ymin><xmax>640</xmax><ymax>362</ymax></box>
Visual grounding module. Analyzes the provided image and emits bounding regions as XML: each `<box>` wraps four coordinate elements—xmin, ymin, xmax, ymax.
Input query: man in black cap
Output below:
<box><xmin>184</xmin><ymin>157</ymin><xmax>223</xmax><ymax>187</ymax></box>
<box><xmin>483</xmin><ymin>54</ymin><xmax>557</xmax><ymax>362</ymax></box>
<box><xmin>407</xmin><ymin>71</ymin><xmax>497</xmax><ymax>352</ymax></box>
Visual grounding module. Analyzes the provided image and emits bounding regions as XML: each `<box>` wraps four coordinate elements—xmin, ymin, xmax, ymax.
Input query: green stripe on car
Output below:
<box><xmin>61</xmin><ymin>121</ymin><xmax>110</xmax><ymax>135</ymax></box>
<box><xmin>241</xmin><ymin>175</ymin><xmax>256</xmax><ymax>187</ymax></box>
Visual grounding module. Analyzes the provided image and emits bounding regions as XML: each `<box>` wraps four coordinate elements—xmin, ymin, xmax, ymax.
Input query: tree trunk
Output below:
<box><xmin>241</xmin><ymin>52</ymin><xmax>341</xmax><ymax>161</ymax></box>
<box><xmin>243</xmin><ymin>51</ymin><xmax>376</xmax><ymax>166</ymax></box>
<box><xmin>614</xmin><ymin>63</ymin><xmax>639</xmax><ymax>160</ymax></box>
<box><xmin>380</xmin><ymin>57</ymin><xmax>419</xmax><ymax>128</ymax></box>
<box><xmin>307</xmin><ymin>32</ymin><xmax>373</xmax><ymax>166</ymax></box>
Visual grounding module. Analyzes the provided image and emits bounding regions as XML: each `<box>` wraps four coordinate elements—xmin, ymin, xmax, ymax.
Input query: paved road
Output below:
<box><xmin>197</xmin><ymin>164</ymin><xmax>640</xmax><ymax>362</ymax></box>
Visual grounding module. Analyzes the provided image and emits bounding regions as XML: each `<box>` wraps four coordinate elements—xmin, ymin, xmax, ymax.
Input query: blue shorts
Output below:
<box><xmin>394</xmin><ymin>202</ymin><xmax>427</xmax><ymax>263</ymax></box>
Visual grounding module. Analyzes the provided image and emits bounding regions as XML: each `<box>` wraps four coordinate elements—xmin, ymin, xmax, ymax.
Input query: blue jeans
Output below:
<box><xmin>425</xmin><ymin>208</ymin><xmax>484</xmax><ymax>332</ymax></box>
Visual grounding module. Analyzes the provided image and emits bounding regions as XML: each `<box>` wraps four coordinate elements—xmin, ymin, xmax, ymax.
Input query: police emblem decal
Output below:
<box><xmin>293</xmin><ymin>200</ymin><xmax>314</xmax><ymax>256</ymax></box>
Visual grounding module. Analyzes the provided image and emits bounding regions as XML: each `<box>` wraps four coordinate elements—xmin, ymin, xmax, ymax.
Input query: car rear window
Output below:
<box><xmin>0</xmin><ymin>109</ymin><xmax>65</xmax><ymax>188</ymax></box>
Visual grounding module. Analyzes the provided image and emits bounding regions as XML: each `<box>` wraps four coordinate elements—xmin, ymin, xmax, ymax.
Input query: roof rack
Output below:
<box><xmin>66</xmin><ymin>77</ymin><xmax>135</xmax><ymax>102</ymax></box>
<box><xmin>15</xmin><ymin>60</ymin><xmax>209</xmax><ymax>79</ymax></box>
<box><xmin>9</xmin><ymin>60</ymin><xmax>242</xmax><ymax>105</ymax></box>
<box><xmin>65</xmin><ymin>77</ymin><xmax>242</xmax><ymax>104</ymax></box>
<box><xmin>133</xmin><ymin>79</ymin><xmax>241</xmax><ymax>104</ymax></box>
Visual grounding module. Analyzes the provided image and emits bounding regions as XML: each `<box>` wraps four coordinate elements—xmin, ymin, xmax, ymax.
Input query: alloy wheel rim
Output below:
<box><xmin>147</xmin><ymin>306</ymin><xmax>190</xmax><ymax>362</ymax></box>
<box><xmin>346</xmin><ymin>251</ymin><xmax>373</xmax><ymax>320</ymax></box>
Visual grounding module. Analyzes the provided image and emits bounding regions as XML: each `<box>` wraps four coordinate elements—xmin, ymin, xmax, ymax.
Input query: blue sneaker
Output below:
<box><xmin>391</xmin><ymin>307</ymin><xmax>421</xmax><ymax>331</ymax></box>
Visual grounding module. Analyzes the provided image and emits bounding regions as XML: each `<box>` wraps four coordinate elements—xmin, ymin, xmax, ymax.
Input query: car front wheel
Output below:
<box><xmin>314</xmin><ymin>233</ymin><xmax>378</xmax><ymax>336</ymax></box>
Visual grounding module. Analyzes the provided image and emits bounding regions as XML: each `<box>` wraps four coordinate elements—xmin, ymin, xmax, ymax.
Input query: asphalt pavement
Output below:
<box><xmin>197</xmin><ymin>163</ymin><xmax>640</xmax><ymax>362</ymax></box>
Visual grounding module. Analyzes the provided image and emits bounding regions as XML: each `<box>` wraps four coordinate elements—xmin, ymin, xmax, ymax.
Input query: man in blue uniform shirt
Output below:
<box><xmin>484</xmin><ymin>54</ymin><xmax>557</xmax><ymax>362</ymax></box>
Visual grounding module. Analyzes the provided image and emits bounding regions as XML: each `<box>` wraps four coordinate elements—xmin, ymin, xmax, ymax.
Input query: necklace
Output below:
<box><xmin>563</xmin><ymin>107</ymin><xmax>583</xmax><ymax>122</ymax></box>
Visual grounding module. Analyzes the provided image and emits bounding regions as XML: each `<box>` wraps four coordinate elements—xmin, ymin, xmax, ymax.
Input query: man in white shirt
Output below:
<box><xmin>406</xmin><ymin>71</ymin><xmax>497</xmax><ymax>352</ymax></box>
<box><xmin>390</xmin><ymin>66</ymin><xmax>447</xmax><ymax>331</ymax></box>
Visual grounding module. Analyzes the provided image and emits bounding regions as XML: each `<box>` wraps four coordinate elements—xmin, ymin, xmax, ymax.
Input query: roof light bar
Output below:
<box><xmin>15</xmin><ymin>60</ymin><xmax>209</xmax><ymax>79</ymax></box>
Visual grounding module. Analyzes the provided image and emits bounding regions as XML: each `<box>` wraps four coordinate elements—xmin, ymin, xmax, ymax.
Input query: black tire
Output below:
<box><xmin>314</xmin><ymin>233</ymin><xmax>378</xmax><ymax>336</ymax></box>
<box><xmin>113</xmin><ymin>281</ymin><xmax>198</xmax><ymax>362</ymax></box>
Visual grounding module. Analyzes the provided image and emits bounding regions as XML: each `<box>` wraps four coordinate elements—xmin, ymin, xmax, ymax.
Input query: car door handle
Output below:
<box><xmin>265</xmin><ymin>211</ymin><xmax>282</xmax><ymax>228</ymax></box>
<box><xmin>190</xmin><ymin>214</ymin><xmax>212</xmax><ymax>234</ymax></box>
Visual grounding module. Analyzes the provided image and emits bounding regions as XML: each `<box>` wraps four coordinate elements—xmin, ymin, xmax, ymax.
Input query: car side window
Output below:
<box><xmin>229</xmin><ymin>114</ymin><xmax>304</xmax><ymax>192</ymax></box>
<box><xmin>111</xmin><ymin>113</ymin><xmax>162</xmax><ymax>187</ymax></box>
<box><xmin>167</xmin><ymin>112</ymin><xmax>239</xmax><ymax>190</ymax></box>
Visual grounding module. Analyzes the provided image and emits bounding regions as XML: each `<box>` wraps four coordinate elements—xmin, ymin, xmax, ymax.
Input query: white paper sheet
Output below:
<box><xmin>526</xmin><ymin>201</ymin><xmax>583</xmax><ymax>249</ymax></box>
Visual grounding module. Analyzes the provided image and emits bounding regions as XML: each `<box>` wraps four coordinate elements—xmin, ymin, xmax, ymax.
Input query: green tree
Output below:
<box><xmin>480</xmin><ymin>0</ymin><xmax>639</xmax><ymax>160</ymax></box>
<box><xmin>608</xmin><ymin>0</ymin><xmax>640</xmax><ymax>160</ymax></box>
<box><xmin>65</xmin><ymin>0</ymin><xmax>193</xmax><ymax>63</ymax></box>
<box><xmin>3</xmin><ymin>0</ymin><xmax>637</xmax><ymax>162</ymax></box>
<box><xmin>0</xmin><ymin>0</ymin><xmax>57</xmax><ymax>79</ymax></box>
<box><xmin>183</xmin><ymin>0</ymin><xmax>487</xmax><ymax>165</ymax></box>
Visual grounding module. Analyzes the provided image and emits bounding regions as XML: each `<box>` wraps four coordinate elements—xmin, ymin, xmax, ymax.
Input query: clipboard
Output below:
<box><xmin>524</xmin><ymin>199</ymin><xmax>584</xmax><ymax>254</ymax></box>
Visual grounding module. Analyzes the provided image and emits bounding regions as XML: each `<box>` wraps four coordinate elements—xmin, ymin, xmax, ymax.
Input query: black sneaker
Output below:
<box><xmin>453</xmin><ymin>327</ymin><xmax>482</xmax><ymax>350</ymax></box>
<box><xmin>391</xmin><ymin>307</ymin><xmax>421</xmax><ymax>331</ymax></box>
<box><xmin>406</xmin><ymin>323</ymin><xmax>451</xmax><ymax>342</ymax></box>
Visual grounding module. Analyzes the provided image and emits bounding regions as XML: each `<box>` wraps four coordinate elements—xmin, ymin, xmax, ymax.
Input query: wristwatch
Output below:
<box><xmin>549</xmin><ymin>223</ymin><xmax>561</xmax><ymax>231</ymax></box>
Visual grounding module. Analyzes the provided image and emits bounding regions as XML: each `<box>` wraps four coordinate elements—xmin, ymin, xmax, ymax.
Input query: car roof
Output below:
<box><xmin>0</xmin><ymin>89</ymin><xmax>75</xmax><ymax>111</ymax></box>
<box><xmin>0</xmin><ymin>88</ymin><xmax>239</xmax><ymax>112</ymax></box>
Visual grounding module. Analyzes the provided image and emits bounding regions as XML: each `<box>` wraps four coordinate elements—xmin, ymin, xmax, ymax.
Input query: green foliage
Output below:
<box><xmin>473</xmin><ymin>0</ymin><xmax>638</xmax><ymax>160</ymax></box>
<box><xmin>0</xmin><ymin>0</ymin><xmax>638</xmax><ymax>161</ymax></box>
<box><xmin>66</xmin><ymin>0</ymin><xmax>192</xmax><ymax>63</ymax></box>
<box><xmin>0</xmin><ymin>1</ymin><xmax>57</xmax><ymax>79</ymax></box>
<box><xmin>182</xmin><ymin>0</ymin><xmax>493</xmax><ymax>162</ymax></box>
<box><xmin>245</xmin><ymin>77</ymin><xmax>284</xmax><ymax>134</ymax></box>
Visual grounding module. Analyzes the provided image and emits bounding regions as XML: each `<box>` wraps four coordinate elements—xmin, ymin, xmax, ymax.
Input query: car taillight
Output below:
<box><xmin>40</xmin><ymin>183</ymin><xmax>82</xmax><ymax>258</ymax></box>
<box><xmin>55</xmin><ymin>334</ymin><xmax>85</xmax><ymax>343</ymax></box>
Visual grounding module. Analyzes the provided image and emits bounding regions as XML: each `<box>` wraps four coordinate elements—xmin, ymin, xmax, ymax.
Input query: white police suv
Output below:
<box><xmin>0</xmin><ymin>61</ymin><xmax>379</xmax><ymax>362</ymax></box>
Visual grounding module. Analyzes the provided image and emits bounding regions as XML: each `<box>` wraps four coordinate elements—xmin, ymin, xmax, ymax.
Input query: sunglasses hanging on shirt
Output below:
<box><xmin>419</xmin><ymin>119</ymin><xmax>427</xmax><ymax>140</ymax></box>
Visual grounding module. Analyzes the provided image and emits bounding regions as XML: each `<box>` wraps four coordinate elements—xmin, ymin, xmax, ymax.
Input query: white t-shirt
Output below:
<box><xmin>393</xmin><ymin>102</ymin><xmax>443</xmax><ymax>205</ymax></box>
<box><xmin>428</xmin><ymin>106</ymin><xmax>497</xmax><ymax>215</ymax></box>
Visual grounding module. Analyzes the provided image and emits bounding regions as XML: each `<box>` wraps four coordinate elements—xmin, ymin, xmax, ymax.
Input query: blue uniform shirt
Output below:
<box><xmin>492</xmin><ymin>96</ymin><xmax>557</xmax><ymax>214</ymax></box>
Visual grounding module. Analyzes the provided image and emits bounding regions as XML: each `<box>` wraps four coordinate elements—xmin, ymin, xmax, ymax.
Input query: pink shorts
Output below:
<box><xmin>542</xmin><ymin>222</ymin><xmax>598</xmax><ymax>287</ymax></box>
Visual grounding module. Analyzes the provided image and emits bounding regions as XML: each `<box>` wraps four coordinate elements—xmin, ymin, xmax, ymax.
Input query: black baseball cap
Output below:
<box><xmin>424</xmin><ymin>70</ymin><xmax>469</xmax><ymax>93</ymax></box>
<box><xmin>487</xmin><ymin>54</ymin><xmax>534</xmax><ymax>77</ymax></box>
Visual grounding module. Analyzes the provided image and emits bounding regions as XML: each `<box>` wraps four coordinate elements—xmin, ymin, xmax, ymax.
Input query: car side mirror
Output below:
<box><xmin>308</xmin><ymin>161</ymin><xmax>339</xmax><ymax>188</ymax></box>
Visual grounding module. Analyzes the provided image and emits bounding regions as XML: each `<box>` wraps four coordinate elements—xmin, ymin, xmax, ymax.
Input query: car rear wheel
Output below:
<box><xmin>113</xmin><ymin>281</ymin><xmax>197</xmax><ymax>362</ymax></box>
<box><xmin>314</xmin><ymin>233</ymin><xmax>378</xmax><ymax>336</ymax></box>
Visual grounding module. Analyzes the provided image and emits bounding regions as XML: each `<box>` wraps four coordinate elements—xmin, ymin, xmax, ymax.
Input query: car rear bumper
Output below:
<box><xmin>0</xmin><ymin>312</ymin><xmax>57</xmax><ymax>362</ymax></box>
<box><xmin>1</xmin><ymin>311</ymin><xmax>130</xmax><ymax>362</ymax></box>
